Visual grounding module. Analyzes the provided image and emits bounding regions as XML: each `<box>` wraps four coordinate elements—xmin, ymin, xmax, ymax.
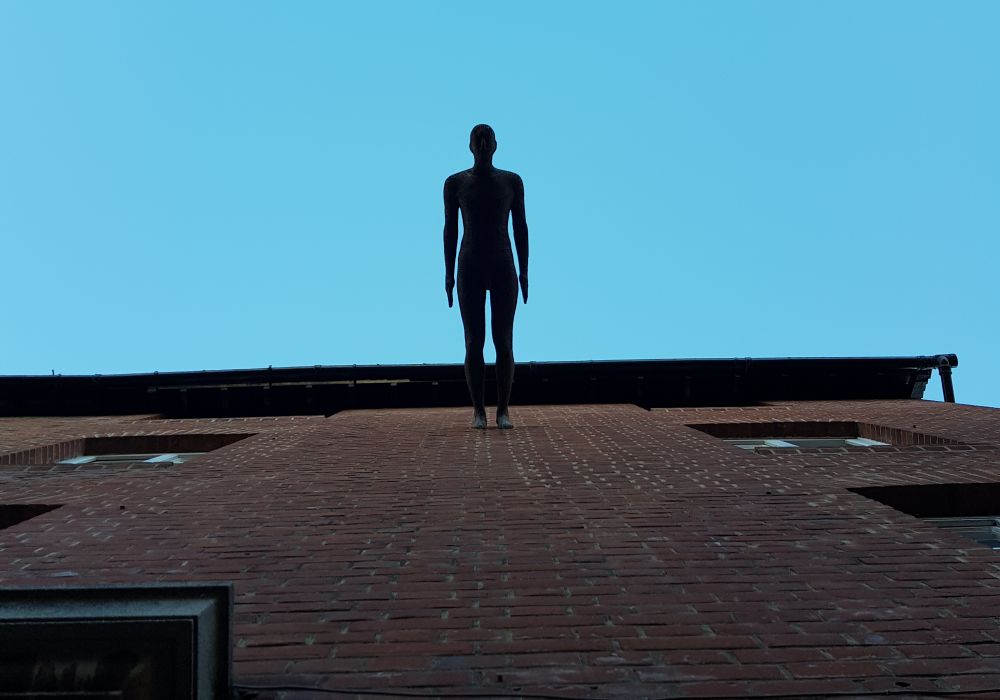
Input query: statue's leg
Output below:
<box><xmin>491</xmin><ymin>266</ymin><xmax>518</xmax><ymax>429</ymax></box>
<box><xmin>458</xmin><ymin>275</ymin><xmax>488</xmax><ymax>428</ymax></box>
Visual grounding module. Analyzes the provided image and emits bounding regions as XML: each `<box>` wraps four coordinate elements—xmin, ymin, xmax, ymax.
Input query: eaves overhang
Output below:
<box><xmin>0</xmin><ymin>354</ymin><xmax>958</xmax><ymax>418</ymax></box>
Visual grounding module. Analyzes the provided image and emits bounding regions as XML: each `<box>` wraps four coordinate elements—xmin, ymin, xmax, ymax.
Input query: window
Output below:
<box><xmin>925</xmin><ymin>517</ymin><xmax>1000</xmax><ymax>550</ymax></box>
<box><xmin>726</xmin><ymin>437</ymin><xmax>889</xmax><ymax>450</ymax></box>
<box><xmin>0</xmin><ymin>504</ymin><xmax>60</xmax><ymax>530</ymax></box>
<box><xmin>853</xmin><ymin>482</ymin><xmax>1000</xmax><ymax>551</ymax></box>
<box><xmin>688</xmin><ymin>421</ymin><xmax>957</xmax><ymax>452</ymax></box>
<box><xmin>0</xmin><ymin>433</ymin><xmax>254</xmax><ymax>467</ymax></box>
<box><xmin>58</xmin><ymin>452</ymin><xmax>204</xmax><ymax>466</ymax></box>
<box><xmin>0</xmin><ymin>584</ymin><xmax>231</xmax><ymax>698</ymax></box>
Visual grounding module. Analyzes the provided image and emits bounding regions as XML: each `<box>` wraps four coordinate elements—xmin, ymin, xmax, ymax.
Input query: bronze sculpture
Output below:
<box><xmin>443</xmin><ymin>124</ymin><xmax>529</xmax><ymax>429</ymax></box>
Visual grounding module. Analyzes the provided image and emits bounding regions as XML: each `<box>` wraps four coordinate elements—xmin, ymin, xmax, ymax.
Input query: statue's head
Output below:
<box><xmin>469</xmin><ymin>124</ymin><xmax>497</xmax><ymax>159</ymax></box>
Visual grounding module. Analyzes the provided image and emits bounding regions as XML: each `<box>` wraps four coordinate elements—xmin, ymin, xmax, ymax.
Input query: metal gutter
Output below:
<box><xmin>0</xmin><ymin>354</ymin><xmax>958</xmax><ymax>418</ymax></box>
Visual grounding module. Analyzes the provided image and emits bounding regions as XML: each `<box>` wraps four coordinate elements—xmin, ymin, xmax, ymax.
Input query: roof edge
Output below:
<box><xmin>0</xmin><ymin>355</ymin><xmax>957</xmax><ymax>417</ymax></box>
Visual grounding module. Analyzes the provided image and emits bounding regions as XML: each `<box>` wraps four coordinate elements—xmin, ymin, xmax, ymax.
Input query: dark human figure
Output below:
<box><xmin>443</xmin><ymin>124</ymin><xmax>528</xmax><ymax>429</ymax></box>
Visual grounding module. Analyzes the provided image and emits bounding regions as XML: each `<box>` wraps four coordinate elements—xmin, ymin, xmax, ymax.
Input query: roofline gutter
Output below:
<box><xmin>0</xmin><ymin>354</ymin><xmax>959</xmax><ymax>417</ymax></box>
<box><xmin>936</xmin><ymin>353</ymin><xmax>958</xmax><ymax>403</ymax></box>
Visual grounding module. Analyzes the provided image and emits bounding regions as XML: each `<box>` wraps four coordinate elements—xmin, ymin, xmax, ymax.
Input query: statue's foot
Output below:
<box><xmin>496</xmin><ymin>411</ymin><xmax>514</xmax><ymax>430</ymax></box>
<box><xmin>471</xmin><ymin>411</ymin><xmax>488</xmax><ymax>430</ymax></box>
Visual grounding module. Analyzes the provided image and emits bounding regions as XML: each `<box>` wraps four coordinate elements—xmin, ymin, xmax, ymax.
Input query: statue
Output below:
<box><xmin>443</xmin><ymin>124</ymin><xmax>529</xmax><ymax>429</ymax></box>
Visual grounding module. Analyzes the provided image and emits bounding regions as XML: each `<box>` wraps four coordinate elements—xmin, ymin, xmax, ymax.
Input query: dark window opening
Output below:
<box><xmin>853</xmin><ymin>482</ymin><xmax>1000</xmax><ymax>551</ymax></box>
<box><xmin>689</xmin><ymin>421</ymin><xmax>957</xmax><ymax>452</ymax></box>
<box><xmin>0</xmin><ymin>584</ymin><xmax>231</xmax><ymax>699</ymax></box>
<box><xmin>0</xmin><ymin>433</ymin><xmax>254</xmax><ymax>467</ymax></box>
<box><xmin>58</xmin><ymin>452</ymin><xmax>204</xmax><ymax>467</ymax></box>
<box><xmin>724</xmin><ymin>437</ymin><xmax>889</xmax><ymax>450</ymax></box>
<box><xmin>924</xmin><ymin>517</ymin><xmax>1000</xmax><ymax>550</ymax></box>
<box><xmin>0</xmin><ymin>504</ymin><xmax>61</xmax><ymax>530</ymax></box>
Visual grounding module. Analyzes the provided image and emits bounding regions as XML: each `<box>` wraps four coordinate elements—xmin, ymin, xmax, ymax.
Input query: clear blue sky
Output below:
<box><xmin>1</xmin><ymin>2</ymin><xmax>996</xmax><ymax>406</ymax></box>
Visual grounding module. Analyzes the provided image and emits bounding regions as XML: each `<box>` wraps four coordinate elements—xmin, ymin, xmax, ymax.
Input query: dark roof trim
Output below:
<box><xmin>0</xmin><ymin>355</ymin><xmax>957</xmax><ymax>418</ymax></box>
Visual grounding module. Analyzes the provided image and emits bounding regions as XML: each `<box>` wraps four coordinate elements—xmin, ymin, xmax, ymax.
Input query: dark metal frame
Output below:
<box><xmin>0</xmin><ymin>583</ymin><xmax>232</xmax><ymax>699</ymax></box>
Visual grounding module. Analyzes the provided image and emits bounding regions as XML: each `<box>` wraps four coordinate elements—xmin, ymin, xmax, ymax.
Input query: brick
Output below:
<box><xmin>894</xmin><ymin>643</ymin><xmax>974</xmax><ymax>659</ymax></box>
<box><xmin>821</xmin><ymin>645</ymin><xmax>898</xmax><ymax>660</ymax></box>
<box><xmin>748</xmin><ymin>679</ymin><xmax>867</xmax><ymax>695</ymax></box>
<box><xmin>885</xmin><ymin>657</ymin><xmax>1000</xmax><ymax>676</ymax></box>
<box><xmin>637</xmin><ymin>664</ymin><xmax>784</xmax><ymax>682</ymax></box>
<box><xmin>481</xmin><ymin>638</ymin><xmax>613</xmax><ymax>655</ymax></box>
<box><xmin>734</xmin><ymin>647</ymin><xmax>826</xmax><ymax>664</ymax></box>
<box><xmin>364</xmin><ymin>655</ymin><xmax>436</xmax><ymax>671</ymax></box>
<box><xmin>435</xmin><ymin>654</ymin><xmax>511</xmax><ymax>670</ymax></box>
<box><xmin>233</xmin><ymin>645</ymin><xmax>329</xmax><ymax>661</ymax></box>
<box><xmin>587</xmin><ymin>651</ymin><xmax>658</xmax><ymax>666</ymax></box>
<box><xmin>672</xmin><ymin>681</ymin><xmax>755</xmax><ymax>698</ymax></box>
<box><xmin>232</xmin><ymin>658</ymin><xmax>290</xmax><ymax>676</ymax></box>
<box><xmin>487</xmin><ymin>666</ymin><xmax>634</xmax><ymax>686</ymax></box>
<box><xmin>758</xmin><ymin>633</ymin><xmax>852</xmax><ymax>647</ymax></box>
<box><xmin>322</xmin><ymin>670</ymin><xmax>478</xmax><ymax>688</ymax></box>
<box><xmin>507</xmin><ymin>652</ymin><xmax>586</xmax><ymax>667</ymax></box>
<box><xmin>620</xmin><ymin>635</ymin><xmax>758</xmax><ymax>651</ymax></box>
<box><xmin>334</xmin><ymin>642</ymin><xmax>473</xmax><ymax>658</ymax></box>
<box><xmin>286</xmin><ymin>658</ymin><xmax>366</xmax><ymax>674</ymax></box>
<box><xmin>935</xmin><ymin>673</ymin><xmax>1000</xmax><ymax>693</ymax></box>
<box><xmin>785</xmin><ymin>660</ymin><xmax>890</xmax><ymax>678</ymax></box>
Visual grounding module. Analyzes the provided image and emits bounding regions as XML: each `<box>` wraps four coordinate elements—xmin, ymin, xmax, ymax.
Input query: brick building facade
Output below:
<box><xmin>2</xmin><ymin>357</ymin><xmax>999</xmax><ymax>698</ymax></box>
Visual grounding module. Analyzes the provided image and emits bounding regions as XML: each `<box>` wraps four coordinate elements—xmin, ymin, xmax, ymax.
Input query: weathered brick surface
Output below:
<box><xmin>1</xmin><ymin>401</ymin><xmax>999</xmax><ymax>698</ymax></box>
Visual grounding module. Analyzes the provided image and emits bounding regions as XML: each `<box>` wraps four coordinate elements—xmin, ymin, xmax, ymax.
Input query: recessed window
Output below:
<box><xmin>0</xmin><ymin>584</ymin><xmax>231</xmax><ymax>697</ymax></box>
<box><xmin>689</xmin><ymin>421</ymin><xmax>957</xmax><ymax>452</ymax></box>
<box><xmin>0</xmin><ymin>433</ymin><xmax>254</xmax><ymax>467</ymax></box>
<box><xmin>853</xmin><ymin>482</ymin><xmax>1000</xmax><ymax>551</ymax></box>
<box><xmin>925</xmin><ymin>517</ymin><xmax>1000</xmax><ymax>550</ymax></box>
<box><xmin>726</xmin><ymin>437</ymin><xmax>889</xmax><ymax>450</ymax></box>
<box><xmin>58</xmin><ymin>452</ymin><xmax>204</xmax><ymax>466</ymax></box>
<box><xmin>0</xmin><ymin>504</ymin><xmax>61</xmax><ymax>530</ymax></box>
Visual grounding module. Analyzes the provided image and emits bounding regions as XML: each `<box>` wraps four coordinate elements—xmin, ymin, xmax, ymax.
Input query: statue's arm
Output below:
<box><xmin>511</xmin><ymin>173</ymin><xmax>529</xmax><ymax>303</ymax></box>
<box><xmin>443</xmin><ymin>175</ymin><xmax>459</xmax><ymax>307</ymax></box>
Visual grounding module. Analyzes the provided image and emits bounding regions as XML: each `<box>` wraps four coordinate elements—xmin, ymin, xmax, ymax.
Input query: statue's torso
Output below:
<box><xmin>454</xmin><ymin>168</ymin><xmax>517</xmax><ymax>258</ymax></box>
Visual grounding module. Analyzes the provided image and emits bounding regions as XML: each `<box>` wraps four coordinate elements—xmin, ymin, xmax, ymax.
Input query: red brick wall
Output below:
<box><xmin>1</xmin><ymin>401</ymin><xmax>999</xmax><ymax>697</ymax></box>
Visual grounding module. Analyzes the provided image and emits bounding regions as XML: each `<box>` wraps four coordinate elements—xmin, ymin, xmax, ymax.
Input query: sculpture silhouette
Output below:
<box><xmin>443</xmin><ymin>124</ymin><xmax>529</xmax><ymax>429</ymax></box>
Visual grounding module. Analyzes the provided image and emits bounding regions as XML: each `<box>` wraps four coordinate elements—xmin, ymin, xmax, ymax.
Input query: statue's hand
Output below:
<box><xmin>519</xmin><ymin>272</ymin><xmax>528</xmax><ymax>304</ymax></box>
<box><xmin>446</xmin><ymin>275</ymin><xmax>455</xmax><ymax>308</ymax></box>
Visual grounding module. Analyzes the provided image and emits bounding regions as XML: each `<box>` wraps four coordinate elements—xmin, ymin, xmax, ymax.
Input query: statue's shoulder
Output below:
<box><xmin>445</xmin><ymin>169</ymin><xmax>472</xmax><ymax>185</ymax></box>
<box><xmin>498</xmin><ymin>170</ymin><xmax>524</xmax><ymax>194</ymax></box>
<box><xmin>443</xmin><ymin>170</ymin><xmax>470</xmax><ymax>199</ymax></box>
<box><xmin>497</xmin><ymin>169</ymin><xmax>524</xmax><ymax>191</ymax></box>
